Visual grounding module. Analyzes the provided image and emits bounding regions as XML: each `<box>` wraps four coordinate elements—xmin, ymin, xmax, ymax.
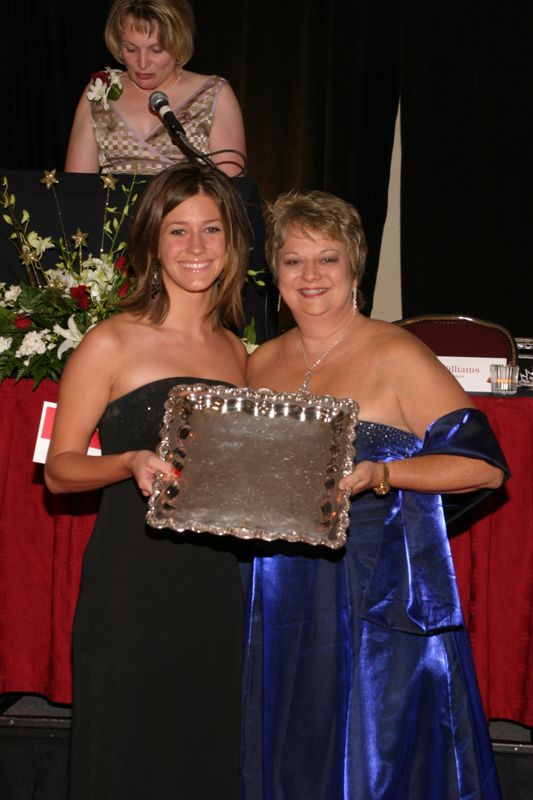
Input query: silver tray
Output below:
<box><xmin>146</xmin><ymin>384</ymin><xmax>359</xmax><ymax>549</ymax></box>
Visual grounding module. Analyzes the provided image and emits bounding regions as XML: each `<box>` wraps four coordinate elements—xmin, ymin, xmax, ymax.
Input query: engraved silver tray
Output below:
<box><xmin>146</xmin><ymin>384</ymin><xmax>359</xmax><ymax>549</ymax></box>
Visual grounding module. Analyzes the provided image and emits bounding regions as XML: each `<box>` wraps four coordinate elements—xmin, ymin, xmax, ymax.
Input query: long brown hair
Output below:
<box><xmin>121</xmin><ymin>163</ymin><xmax>249</xmax><ymax>328</ymax></box>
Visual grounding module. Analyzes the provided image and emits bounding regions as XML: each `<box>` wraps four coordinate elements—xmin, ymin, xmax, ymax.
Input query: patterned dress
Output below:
<box><xmin>90</xmin><ymin>74</ymin><xmax>227</xmax><ymax>175</ymax></box>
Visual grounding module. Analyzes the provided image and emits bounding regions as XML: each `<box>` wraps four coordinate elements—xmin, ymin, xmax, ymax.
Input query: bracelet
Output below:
<box><xmin>373</xmin><ymin>461</ymin><xmax>390</xmax><ymax>496</ymax></box>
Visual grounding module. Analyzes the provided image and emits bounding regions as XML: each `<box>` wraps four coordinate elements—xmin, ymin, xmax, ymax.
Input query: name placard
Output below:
<box><xmin>33</xmin><ymin>401</ymin><xmax>102</xmax><ymax>463</ymax></box>
<box><xmin>438</xmin><ymin>356</ymin><xmax>507</xmax><ymax>393</ymax></box>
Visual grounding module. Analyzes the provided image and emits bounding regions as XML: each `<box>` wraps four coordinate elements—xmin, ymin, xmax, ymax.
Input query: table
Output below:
<box><xmin>0</xmin><ymin>379</ymin><xmax>98</xmax><ymax>703</ymax></box>
<box><xmin>0</xmin><ymin>380</ymin><xmax>532</xmax><ymax>724</ymax></box>
<box><xmin>451</xmin><ymin>394</ymin><xmax>533</xmax><ymax>726</ymax></box>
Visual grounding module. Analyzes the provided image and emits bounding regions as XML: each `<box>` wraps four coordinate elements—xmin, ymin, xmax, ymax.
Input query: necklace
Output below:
<box><xmin>130</xmin><ymin>66</ymin><xmax>182</xmax><ymax>97</ymax></box>
<box><xmin>297</xmin><ymin>315</ymin><xmax>355</xmax><ymax>393</ymax></box>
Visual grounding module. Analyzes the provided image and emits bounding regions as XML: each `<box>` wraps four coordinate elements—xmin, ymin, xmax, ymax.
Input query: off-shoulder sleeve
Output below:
<box><xmin>359</xmin><ymin>408</ymin><xmax>510</xmax><ymax>635</ymax></box>
<box><xmin>418</xmin><ymin>407</ymin><xmax>510</xmax><ymax>523</ymax></box>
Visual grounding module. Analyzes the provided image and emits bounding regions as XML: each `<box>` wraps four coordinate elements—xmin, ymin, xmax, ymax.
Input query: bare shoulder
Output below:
<box><xmin>222</xmin><ymin>327</ymin><xmax>248</xmax><ymax>369</ymax></box>
<box><xmin>356</xmin><ymin>317</ymin><xmax>443</xmax><ymax>370</ymax></box>
<box><xmin>246</xmin><ymin>333</ymin><xmax>289</xmax><ymax>385</ymax></box>
<box><xmin>65</xmin><ymin>87</ymin><xmax>100</xmax><ymax>172</ymax></box>
<box><xmin>182</xmin><ymin>69</ymin><xmax>216</xmax><ymax>92</ymax></box>
<box><xmin>373</xmin><ymin>321</ymin><xmax>458</xmax><ymax>381</ymax></box>
<box><xmin>369</xmin><ymin>318</ymin><xmax>437</xmax><ymax>362</ymax></box>
<box><xmin>371</xmin><ymin>319</ymin><xmax>474</xmax><ymax>432</ymax></box>
<box><xmin>75</xmin><ymin>87</ymin><xmax>92</xmax><ymax>114</ymax></box>
<box><xmin>52</xmin><ymin>316</ymin><xmax>127</xmax><ymax>422</ymax></box>
<box><xmin>79</xmin><ymin>312</ymin><xmax>133</xmax><ymax>349</ymax></box>
<box><xmin>62</xmin><ymin>312</ymin><xmax>140</xmax><ymax>376</ymax></box>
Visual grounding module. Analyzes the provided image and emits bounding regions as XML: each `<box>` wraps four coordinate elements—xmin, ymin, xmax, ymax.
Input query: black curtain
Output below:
<box><xmin>1</xmin><ymin>2</ymin><xmax>109</xmax><ymax>171</ymax></box>
<box><xmin>1</xmin><ymin>2</ymin><xmax>531</xmax><ymax>331</ymax></box>
<box><xmin>400</xmin><ymin>1</ymin><xmax>533</xmax><ymax>336</ymax></box>
<box><xmin>192</xmin><ymin>0</ymin><xmax>401</xmax><ymax>311</ymax></box>
<box><xmin>0</xmin><ymin>1</ymin><xmax>400</xmax><ymax>315</ymax></box>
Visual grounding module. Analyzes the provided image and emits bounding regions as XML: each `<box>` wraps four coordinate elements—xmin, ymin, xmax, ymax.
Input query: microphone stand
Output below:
<box><xmin>170</xmin><ymin>130</ymin><xmax>217</xmax><ymax>170</ymax></box>
<box><xmin>148</xmin><ymin>91</ymin><xmax>216</xmax><ymax>168</ymax></box>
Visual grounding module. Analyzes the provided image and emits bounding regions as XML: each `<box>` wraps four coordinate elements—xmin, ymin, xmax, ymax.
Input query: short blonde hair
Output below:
<box><xmin>265</xmin><ymin>190</ymin><xmax>368</xmax><ymax>284</ymax></box>
<box><xmin>122</xmin><ymin>163</ymin><xmax>250</xmax><ymax>328</ymax></box>
<box><xmin>105</xmin><ymin>0</ymin><xmax>195</xmax><ymax>65</ymax></box>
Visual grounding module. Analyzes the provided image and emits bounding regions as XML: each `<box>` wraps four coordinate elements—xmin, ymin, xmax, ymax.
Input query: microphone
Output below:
<box><xmin>148</xmin><ymin>91</ymin><xmax>187</xmax><ymax>138</ymax></box>
<box><xmin>148</xmin><ymin>91</ymin><xmax>215</xmax><ymax>167</ymax></box>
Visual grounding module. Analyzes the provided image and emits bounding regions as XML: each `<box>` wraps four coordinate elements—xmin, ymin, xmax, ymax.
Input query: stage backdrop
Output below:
<box><xmin>1</xmin><ymin>2</ymin><xmax>531</xmax><ymax>331</ymax></box>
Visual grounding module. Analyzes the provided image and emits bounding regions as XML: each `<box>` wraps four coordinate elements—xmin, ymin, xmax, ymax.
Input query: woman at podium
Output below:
<box><xmin>65</xmin><ymin>0</ymin><xmax>246</xmax><ymax>177</ymax></box>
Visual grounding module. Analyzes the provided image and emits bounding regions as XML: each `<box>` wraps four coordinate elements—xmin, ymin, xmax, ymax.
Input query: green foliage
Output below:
<box><xmin>0</xmin><ymin>172</ymin><xmax>143</xmax><ymax>387</ymax></box>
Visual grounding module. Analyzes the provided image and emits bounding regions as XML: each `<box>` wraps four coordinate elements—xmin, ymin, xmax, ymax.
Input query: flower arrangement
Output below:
<box><xmin>0</xmin><ymin>170</ymin><xmax>142</xmax><ymax>387</ymax></box>
<box><xmin>87</xmin><ymin>67</ymin><xmax>123</xmax><ymax>110</ymax></box>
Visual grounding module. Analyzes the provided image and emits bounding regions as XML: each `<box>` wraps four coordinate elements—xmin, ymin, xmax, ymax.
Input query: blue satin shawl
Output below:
<box><xmin>240</xmin><ymin>408</ymin><xmax>508</xmax><ymax>800</ymax></box>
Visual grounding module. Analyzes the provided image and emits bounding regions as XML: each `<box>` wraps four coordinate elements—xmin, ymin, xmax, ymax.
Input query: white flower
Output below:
<box><xmin>44</xmin><ymin>267</ymin><xmax>77</xmax><ymax>289</ymax></box>
<box><xmin>54</xmin><ymin>316</ymin><xmax>85</xmax><ymax>359</ymax></box>
<box><xmin>26</xmin><ymin>232</ymin><xmax>54</xmax><ymax>256</ymax></box>
<box><xmin>87</xmin><ymin>77</ymin><xmax>107</xmax><ymax>104</ymax></box>
<box><xmin>79</xmin><ymin>256</ymin><xmax>116</xmax><ymax>301</ymax></box>
<box><xmin>4</xmin><ymin>285</ymin><xmax>22</xmax><ymax>303</ymax></box>
<box><xmin>86</xmin><ymin>70</ymin><xmax>123</xmax><ymax>111</ymax></box>
<box><xmin>0</xmin><ymin>336</ymin><xmax>12</xmax><ymax>354</ymax></box>
<box><xmin>81</xmin><ymin>255</ymin><xmax>114</xmax><ymax>281</ymax></box>
<box><xmin>109</xmin><ymin>70</ymin><xmax>122</xmax><ymax>88</ymax></box>
<box><xmin>241</xmin><ymin>339</ymin><xmax>259</xmax><ymax>355</ymax></box>
<box><xmin>15</xmin><ymin>330</ymin><xmax>51</xmax><ymax>358</ymax></box>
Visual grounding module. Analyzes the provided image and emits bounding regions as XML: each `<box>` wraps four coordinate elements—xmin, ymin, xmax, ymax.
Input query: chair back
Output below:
<box><xmin>395</xmin><ymin>314</ymin><xmax>517</xmax><ymax>364</ymax></box>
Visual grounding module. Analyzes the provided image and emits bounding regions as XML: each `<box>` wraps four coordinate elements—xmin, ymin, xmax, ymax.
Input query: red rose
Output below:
<box><xmin>14</xmin><ymin>316</ymin><xmax>33</xmax><ymax>330</ymax></box>
<box><xmin>115</xmin><ymin>255</ymin><xmax>129</xmax><ymax>274</ymax></box>
<box><xmin>91</xmin><ymin>69</ymin><xmax>110</xmax><ymax>85</ymax></box>
<box><xmin>70</xmin><ymin>285</ymin><xmax>92</xmax><ymax>310</ymax></box>
<box><xmin>118</xmin><ymin>281</ymin><xmax>131</xmax><ymax>297</ymax></box>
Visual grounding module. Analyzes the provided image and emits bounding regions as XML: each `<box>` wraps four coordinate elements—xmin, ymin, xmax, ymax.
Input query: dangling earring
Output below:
<box><xmin>216</xmin><ymin>270</ymin><xmax>225</xmax><ymax>289</ymax></box>
<box><xmin>352</xmin><ymin>286</ymin><xmax>358</xmax><ymax>312</ymax></box>
<box><xmin>151</xmin><ymin>262</ymin><xmax>161</xmax><ymax>299</ymax></box>
<box><xmin>277</xmin><ymin>291</ymin><xmax>281</xmax><ymax>313</ymax></box>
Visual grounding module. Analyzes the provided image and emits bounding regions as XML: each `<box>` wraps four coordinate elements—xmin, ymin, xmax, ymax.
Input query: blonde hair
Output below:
<box><xmin>122</xmin><ymin>163</ymin><xmax>250</xmax><ymax>328</ymax></box>
<box><xmin>265</xmin><ymin>190</ymin><xmax>368</xmax><ymax>284</ymax></box>
<box><xmin>105</xmin><ymin>0</ymin><xmax>195</xmax><ymax>65</ymax></box>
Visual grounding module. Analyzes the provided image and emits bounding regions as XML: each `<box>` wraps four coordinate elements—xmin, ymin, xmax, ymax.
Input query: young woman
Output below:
<box><xmin>45</xmin><ymin>163</ymin><xmax>249</xmax><ymax>799</ymax></box>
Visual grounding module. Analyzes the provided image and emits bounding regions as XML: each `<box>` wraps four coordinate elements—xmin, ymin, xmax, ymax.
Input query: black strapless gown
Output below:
<box><xmin>69</xmin><ymin>378</ymin><xmax>243</xmax><ymax>800</ymax></box>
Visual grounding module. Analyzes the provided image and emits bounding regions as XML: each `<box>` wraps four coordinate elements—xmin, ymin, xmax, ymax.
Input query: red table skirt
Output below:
<box><xmin>450</xmin><ymin>394</ymin><xmax>533</xmax><ymax>726</ymax></box>
<box><xmin>0</xmin><ymin>379</ymin><xmax>532</xmax><ymax>723</ymax></box>
<box><xmin>0</xmin><ymin>379</ymin><xmax>98</xmax><ymax>704</ymax></box>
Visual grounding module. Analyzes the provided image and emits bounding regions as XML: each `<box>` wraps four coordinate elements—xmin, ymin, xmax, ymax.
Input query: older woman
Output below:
<box><xmin>241</xmin><ymin>190</ymin><xmax>507</xmax><ymax>799</ymax></box>
<box><xmin>65</xmin><ymin>0</ymin><xmax>246</xmax><ymax>176</ymax></box>
<box><xmin>46</xmin><ymin>163</ymin><xmax>249</xmax><ymax>799</ymax></box>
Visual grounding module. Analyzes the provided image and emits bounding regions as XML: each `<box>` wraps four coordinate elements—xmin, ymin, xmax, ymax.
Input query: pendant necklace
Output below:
<box><xmin>298</xmin><ymin>315</ymin><xmax>355</xmax><ymax>393</ymax></box>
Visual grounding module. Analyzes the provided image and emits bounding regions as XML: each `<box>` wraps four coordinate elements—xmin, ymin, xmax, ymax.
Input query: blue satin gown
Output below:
<box><xmin>241</xmin><ymin>409</ymin><xmax>508</xmax><ymax>799</ymax></box>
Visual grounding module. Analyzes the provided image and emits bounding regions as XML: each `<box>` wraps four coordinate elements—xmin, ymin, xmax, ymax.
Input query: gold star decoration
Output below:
<box><xmin>21</xmin><ymin>245</ymin><xmax>39</xmax><ymax>266</ymax></box>
<box><xmin>47</xmin><ymin>278</ymin><xmax>67</xmax><ymax>290</ymax></box>
<box><xmin>100</xmin><ymin>173</ymin><xmax>117</xmax><ymax>190</ymax></box>
<box><xmin>40</xmin><ymin>170</ymin><xmax>59</xmax><ymax>190</ymax></box>
<box><xmin>71</xmin><ymin>228</ymin><xmax>89</xmax><ymax>248</ymax></box>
